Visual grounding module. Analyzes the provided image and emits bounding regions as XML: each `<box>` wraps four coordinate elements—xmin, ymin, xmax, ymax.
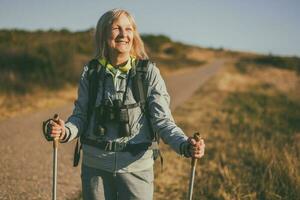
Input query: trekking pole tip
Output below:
<box><xmin>53</xmin><ymin>113</ymin><xmax>59</xmax><ymax>120</ymax></box>
<box><xmin>193</xmin><ymin>132</ymin><xmax>201</xmax><ymax>142</ymax></box>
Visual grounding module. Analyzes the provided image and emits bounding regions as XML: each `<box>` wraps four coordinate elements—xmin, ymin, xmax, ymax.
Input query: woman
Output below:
<box><xmin>45</xmin><ymin>8</ymin><xmax>205</xmax><ymax>200</ymax></box>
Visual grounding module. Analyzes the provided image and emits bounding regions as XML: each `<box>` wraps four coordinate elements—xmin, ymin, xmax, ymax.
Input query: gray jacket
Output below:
<box><xmin>64</xmin><ymin>61</ymin><xmax>188</xmax><ymax>173</ymax></box>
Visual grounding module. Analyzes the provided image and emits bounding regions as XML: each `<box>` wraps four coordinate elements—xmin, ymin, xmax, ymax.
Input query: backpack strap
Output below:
<box><xmin>133</xmin><ymin>60</ymin><xmax>149</xmax><ymax>106</ymax></box>
<box><xmin>133</xmin><ymin>59</ymin><xmax>163</xmax><ymax>170</ymax></box>
<box><xmin>87</xmin><ymin>59</ymin><xmax>104</xmax><ymax>122</ymax></box>
<box><xmin>132</xmin><ymin>60</ymin><xmax>160</xmax><ymax>142</ymax></box>
<box><xmin>73</xmin><ymin>59</ymin><xmax>104</xmax><ymax>167</ymax></box>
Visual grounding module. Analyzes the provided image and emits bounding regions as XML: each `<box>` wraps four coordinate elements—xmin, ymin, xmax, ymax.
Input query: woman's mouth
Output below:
<box><xmin>116</xmin><ymin>40</ymin><xmax>129</xmax><ymax>44</ymax></box>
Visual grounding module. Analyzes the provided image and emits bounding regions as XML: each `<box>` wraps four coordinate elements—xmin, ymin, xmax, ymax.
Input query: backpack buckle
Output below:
<box><xmin>105</xmin><ymin>141</ymin><xmax>113</xmax><ymax>151</ymax></box>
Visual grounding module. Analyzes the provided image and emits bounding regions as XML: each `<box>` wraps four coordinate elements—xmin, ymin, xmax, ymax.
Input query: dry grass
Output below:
<box><xmin>0</xmin><ymin>85</ymin><xmax>77</xmax><ymax>121</ymax></box>
<box><xmin>154</xmin><ymin>61</ymin><xmax>300</xmax><ymax>199</ymax></box>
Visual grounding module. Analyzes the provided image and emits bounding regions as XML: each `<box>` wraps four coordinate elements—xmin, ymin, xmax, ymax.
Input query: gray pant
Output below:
<box><xmin>81</xmin><ymin>165</ymin><xmax>154</xmax><ymax>200</ymax></box>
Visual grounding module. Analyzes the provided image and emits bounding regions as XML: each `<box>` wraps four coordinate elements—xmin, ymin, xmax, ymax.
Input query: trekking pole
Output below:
<box><xmin>52</xmin><ymin>114</ymin><xmax>59</xmax><ymax>200</ymax></box>
<box><xmin>187</xmin><ymin>132</ymin><xmax>201</xmax><ymax>200</ymax></box>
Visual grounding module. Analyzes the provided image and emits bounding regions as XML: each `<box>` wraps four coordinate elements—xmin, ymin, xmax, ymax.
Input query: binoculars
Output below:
<box><xmin>95</xmin><ymin>99</ymin><xmax>131</xmax><ymax>137</ymax></box>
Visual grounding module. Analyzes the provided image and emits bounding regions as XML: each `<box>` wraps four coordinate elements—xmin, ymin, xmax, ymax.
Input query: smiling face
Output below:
<box><xmin>107</xmin><ymin>13</ymin><xmax>134</xmax><ymax>59</ymax></box>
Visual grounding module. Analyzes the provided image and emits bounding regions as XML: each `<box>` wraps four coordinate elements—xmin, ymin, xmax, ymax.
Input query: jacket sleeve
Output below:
<box><xmin>146</xmin><ymin>63</ymin><xmax>188</xmax><ymax>154</ymax></box>
<box><xmin>62</xmin><ymin>65</ymin><xmax>90</xmax><ymax>142</ymax></box>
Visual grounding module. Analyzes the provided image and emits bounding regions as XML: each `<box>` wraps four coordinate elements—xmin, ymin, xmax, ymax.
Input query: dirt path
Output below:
<box><xmin>0</xmin><ymin>59</ymin><xmax>226</xmax><ymax>200</ymax></box>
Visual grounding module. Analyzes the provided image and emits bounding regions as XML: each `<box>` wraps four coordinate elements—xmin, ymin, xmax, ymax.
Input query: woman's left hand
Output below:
<box><xmin>188</xmin><ymin>137</ymin><xmax>205</xmax><ymax>159</ymax></box>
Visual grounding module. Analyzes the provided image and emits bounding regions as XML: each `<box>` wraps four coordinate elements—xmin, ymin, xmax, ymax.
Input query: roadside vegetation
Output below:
<box><xmin>0</xmin><ymin>29</ymin><xmax>209</xmax><ymax>120</ymax></box>
<box><xmin>236</xmin><ymin>54</ymin><xmax>300</xmax><ymax>74</ymax></box>
<box><xmin>0</xmin><ymin>29</ymin><xmax>205</xmax><ymax>95</ymax></box>
<box><xmin>154</xmin><ymin>57</ymin><xmax>300</xmax><ymax>199</ymax></box>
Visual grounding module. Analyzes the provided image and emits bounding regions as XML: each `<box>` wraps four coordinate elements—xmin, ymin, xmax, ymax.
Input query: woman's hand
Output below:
<box><xmin>188</xmin><ymin>137</ymin><xmax>205</xmax><ymax>159</ymax></box>
<box><xmin>49</xmin><ymin>118</ymin><xmax>66</xmax><ymax>141</ymax></box>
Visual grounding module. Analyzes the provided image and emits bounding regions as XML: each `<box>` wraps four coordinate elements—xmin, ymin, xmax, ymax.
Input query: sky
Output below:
<box><xmin>1</xmin><ymin>0</ymin><xmax>300</xmax><ymax>57</ymax></box>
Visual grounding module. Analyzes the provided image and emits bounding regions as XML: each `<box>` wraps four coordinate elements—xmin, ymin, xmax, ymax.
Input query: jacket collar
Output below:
<box><xmin>99</xmin><ymin>57</ymin><xmax>134</xmax><ymax>72</ymax></box>
<box><xmin>98</xmin><ymin>57</ymin><xmax>138</xmax><ymax>79</ymax></box>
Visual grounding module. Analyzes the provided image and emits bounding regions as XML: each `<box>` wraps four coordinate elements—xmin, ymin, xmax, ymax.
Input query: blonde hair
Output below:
<box><xmin>94</xmin><ymin>8</ymin><xmax>148</xmax><ymax>60</ymax></box>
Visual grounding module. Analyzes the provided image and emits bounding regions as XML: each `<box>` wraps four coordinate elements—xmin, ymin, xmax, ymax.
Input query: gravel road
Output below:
<box><xmin>0</xmin><ymin>59</ymin><xmax>225</xmax><ymax>200</ymax></box>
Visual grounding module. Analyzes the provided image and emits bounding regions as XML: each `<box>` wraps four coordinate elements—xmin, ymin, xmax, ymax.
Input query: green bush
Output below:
<box><xmin>0</xmin><ymin>29</ymin><xmax>93</xmax><ymax>93</ymax></box>
<box><xmin>141</xmin><ymin>34</ymin><xmax>172</xmax><ymax>52</ymax></box>
<box><xmin>236</xmin><ymin>55</ymin><xmax>300</xmax><ymax>74</ymax></box>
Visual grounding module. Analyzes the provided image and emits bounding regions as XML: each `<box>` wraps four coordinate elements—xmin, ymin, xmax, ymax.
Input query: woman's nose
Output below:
<box><xmin>119</xmin><ymin>28</ymin><xmax>126</xmax><ymax>37</ymax></box>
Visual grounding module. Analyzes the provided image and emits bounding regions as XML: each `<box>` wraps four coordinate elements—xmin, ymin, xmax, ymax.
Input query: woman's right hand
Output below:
<box><xmin>49</xmin><ymin>117</ymin><xmax>66</xmax><ymax>141</ymax></box>
<box><xmin>43</xmin><ymin>115</ymin><xmax>66</xmax><ymax>142</ymax></box>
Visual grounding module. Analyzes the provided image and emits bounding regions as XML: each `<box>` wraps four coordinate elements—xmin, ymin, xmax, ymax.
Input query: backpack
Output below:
<box><xmin>73</xmin><ymin>59</ymin><xmax>162</xmax><ymax>168</ymax></box>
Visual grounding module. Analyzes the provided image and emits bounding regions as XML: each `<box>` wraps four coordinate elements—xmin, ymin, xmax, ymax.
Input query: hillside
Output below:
<box><xmin>0</xmin><ymin>29</ymin><xmax>227</xmax><ymax>120</ymax></box>
<box><xmin>0</xmin><ymin>29</ymin><xmax>211</xmax><ymax>94</ymax></box>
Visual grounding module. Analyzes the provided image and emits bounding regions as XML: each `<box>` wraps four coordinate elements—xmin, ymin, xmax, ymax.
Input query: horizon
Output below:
<box><xmin>2</xmin><ymin>27</ymin><xmax>298</xmax><ymax>58</ymax></box>
<box><xmin>1</xmin><ymin>0</ymin><xmax>300</xmax><ymax>57</ymax></box>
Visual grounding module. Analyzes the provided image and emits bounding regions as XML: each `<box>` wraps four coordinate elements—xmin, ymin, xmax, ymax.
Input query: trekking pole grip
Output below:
<box><xmin>53</xmin><ymin>114</ymin><xmax>59</xmax><ymax>149</ymax></box>
<box><xmin>187</xmin><ymin>132</ymin><xmax>201</xmax><ymax>200</ymax></box>
<box><xmin>191</xmin><ymin>132</ymin><xmax>201</xmax><ymax>166</ymax></box>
